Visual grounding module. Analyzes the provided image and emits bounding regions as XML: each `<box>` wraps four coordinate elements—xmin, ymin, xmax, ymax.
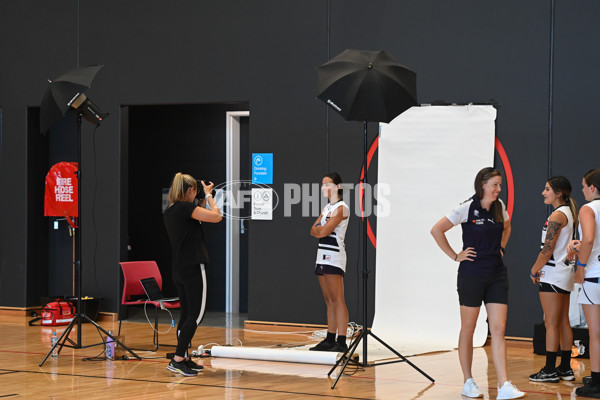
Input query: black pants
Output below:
<box><xmin>172</xmin><ymin>264</ymin><xmax>204</xmax><ymax>357</ymax></box>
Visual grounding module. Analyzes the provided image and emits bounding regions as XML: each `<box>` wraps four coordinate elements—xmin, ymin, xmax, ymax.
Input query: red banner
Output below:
<box><xmin>44</xmin><ymin>162</ymin><xmax>79</xmax><ymax>218</ymax></box>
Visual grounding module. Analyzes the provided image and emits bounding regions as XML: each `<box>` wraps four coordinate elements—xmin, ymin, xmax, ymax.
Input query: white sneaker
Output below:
<box><xmin>461</xmin><ymin>378</ymin><xmax>483</xmax><ymax>398</ymax></box>
<box><xmin>496</xmin><ymin>381</ymin><xmax>525</xmax><ymax>400</ymax></box>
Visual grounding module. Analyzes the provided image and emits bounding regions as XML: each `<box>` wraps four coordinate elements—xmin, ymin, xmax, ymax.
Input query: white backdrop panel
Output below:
<box><xmin>371</xmin><ymin>105</ymin><xmax>497</xmax><ymax>357</ymax></box>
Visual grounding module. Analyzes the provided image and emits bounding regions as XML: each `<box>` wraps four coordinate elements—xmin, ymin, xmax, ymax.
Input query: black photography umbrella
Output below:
<box><xmin>40</xmin><ymin>65</ymin><xmax>106</xmax><ymax>133</ymax></box>
<box><xmin>317</xmin><ymin>49</ymin><xmax>431</xmax><ymax>388</ymax></box>
<box><xmin>317</xmin><ymin>49</ymin><xmax>417</xmax><ymax>123</ymax></box>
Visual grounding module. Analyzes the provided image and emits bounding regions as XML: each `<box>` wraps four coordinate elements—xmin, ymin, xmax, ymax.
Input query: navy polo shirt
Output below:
<box><xmin>446</xmin><ymin>195</ymin><xmax>509</xmax><ymax>276</ymax></box>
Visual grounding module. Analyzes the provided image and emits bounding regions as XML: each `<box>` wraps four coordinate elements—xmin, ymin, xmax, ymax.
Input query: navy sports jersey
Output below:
<box><xmin>446</xmin><ymin>195</ymin><xmax>509</xmax><ymax>276</ymax></box>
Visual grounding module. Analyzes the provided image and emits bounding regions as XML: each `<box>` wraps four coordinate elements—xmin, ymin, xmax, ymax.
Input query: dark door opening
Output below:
<box><xmin>124</xmin><ymin>103</ymin><xmax>248</xmax><ymax>312</ymax></box>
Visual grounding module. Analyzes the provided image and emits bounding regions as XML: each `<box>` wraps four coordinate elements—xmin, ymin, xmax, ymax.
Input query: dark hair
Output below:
<box><xmin>324</xmin><ymin>172</ymin><xmax>343</xmax><ymax>198</ymax></box>
<box><xmin>547</xmin><ymin>176</ymin><xmax>578</xmax><ymax>232</ymax></box>
<box><xmin>474</xmin><ymin>167</ymin><xmax>504</xmax><ymax>223</ymax></box>
<box><xmin>584</xmin><ymin>169</ymin><xmax>600</xmax><ymax>192</ymax></box>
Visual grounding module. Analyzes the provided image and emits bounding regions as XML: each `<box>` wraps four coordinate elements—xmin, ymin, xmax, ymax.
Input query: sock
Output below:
<box><xmin>326</xmin><ymin>331</ymin><xmax>336</xmax><ymax>343</ymax></box>
<box><xmin>592</xmin><ymin>371</ymin><xmax>600</xmax><ymax>386</ymax></box>
<box><xmin>337</xmin><ymin>335</ymin><xmax>347</xmax><ymax>346</ymax></box>
<box><xmin>559</xmin><ymin>350</ymin><xmax>571</xmax><ymax>370</ymax></box>
<box><xmin>544</xmin><ymin>351</ymin><xmax>557</xmax><ymax>371</ymax></box>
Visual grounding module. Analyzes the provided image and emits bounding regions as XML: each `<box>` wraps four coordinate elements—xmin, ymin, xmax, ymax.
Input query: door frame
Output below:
<box><xmin>225</xmin><ymin>111</ymin><xmax>249</xmax><ymax>313</ymax></box>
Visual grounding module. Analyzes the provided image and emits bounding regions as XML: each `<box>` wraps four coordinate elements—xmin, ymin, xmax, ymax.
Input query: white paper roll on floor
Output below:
<box><xmin>210</xmin><ymin>346</ymin><xmax>339</xmax><ymax>365</ymax></box>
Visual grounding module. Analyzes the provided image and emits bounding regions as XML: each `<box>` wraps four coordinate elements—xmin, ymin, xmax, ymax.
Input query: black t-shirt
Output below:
<box><xmin>163</xmin><ymin>201</ymin><xmax>210</xmax><ymax>269</ymax></box>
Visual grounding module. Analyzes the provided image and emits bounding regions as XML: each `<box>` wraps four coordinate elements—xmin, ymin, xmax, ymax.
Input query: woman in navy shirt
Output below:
<box><xmin>431</xmin><ymin>167</ymin><xmax>524</xmax><ymax>399</ymax></box>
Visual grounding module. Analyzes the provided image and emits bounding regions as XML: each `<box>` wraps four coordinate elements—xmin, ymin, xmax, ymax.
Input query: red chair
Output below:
<box><xmin>118</xmin><ymin>261</ymin><xmax>180</xmax><ymax>351</ymax></box>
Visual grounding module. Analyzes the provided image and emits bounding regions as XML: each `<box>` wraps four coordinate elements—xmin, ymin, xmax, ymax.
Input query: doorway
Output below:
<box><xmin>124</xmin><ymin>103</ymin><xmax>249</xmax><ymax>313</ymax></box>
<box><xmin>225</xmin><ymin>111</ymin><xmax>250</xmax><ymax>313</ymax></box>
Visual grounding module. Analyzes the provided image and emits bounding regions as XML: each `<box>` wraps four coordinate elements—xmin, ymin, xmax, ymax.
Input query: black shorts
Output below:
<box><xmin>457</xmin><ymin>266</ymin><xmax>508</xmax><ymax>307</ymax></box>
<box><xmin>314</xmin><ymin>264</ymin><xmax>344</xmax><ymax>276</ymax></box>
<box><xmin>539</xmin><ymin>282</ymin><xmax>570</xmax><ymax>295</ymax></box>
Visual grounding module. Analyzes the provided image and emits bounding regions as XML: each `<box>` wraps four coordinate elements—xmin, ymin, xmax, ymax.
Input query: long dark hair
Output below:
<box><xmin>324</xmin><ymin>172</ymin><xmax>343</xmax><ymax>199</ymax></box>
<box><xmin>474</xmin><ymin>167</ymin><xmax>504</xmax><ymax>223</ymax></box>
<box><xmin>547</xmin><ymin>176</ymin><xmax>578</xmax><ymax>232</ymax></box>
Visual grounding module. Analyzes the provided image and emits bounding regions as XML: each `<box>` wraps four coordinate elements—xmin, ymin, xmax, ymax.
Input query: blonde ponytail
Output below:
<box><xmin>168</xmin><ymin>172</ymin><xmax>197</xmax><ymax>204</ymax></box>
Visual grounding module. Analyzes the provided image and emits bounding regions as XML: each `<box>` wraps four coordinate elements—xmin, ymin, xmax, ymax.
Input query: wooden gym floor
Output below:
<box><xmin>0</xmin><ymin>315</ymin><xmax>591</xmax><ymax>399</ymax></box>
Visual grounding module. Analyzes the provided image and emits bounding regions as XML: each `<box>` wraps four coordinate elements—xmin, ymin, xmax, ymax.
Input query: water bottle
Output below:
<box><xmin>51</xmin><ymin>332</ymin><xmax>58</xmax><ymax>357</ymax></box>
<box><xmin>106</xmin><ymin>331</ymin><xmax>115</xmax><ymax>360</ymax></box>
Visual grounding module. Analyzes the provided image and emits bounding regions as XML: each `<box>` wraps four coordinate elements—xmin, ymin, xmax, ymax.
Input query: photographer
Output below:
<box><xmin>163</xmin><ymin>172</ymin><xmax>222</xmax><ymax>376</ymax></box>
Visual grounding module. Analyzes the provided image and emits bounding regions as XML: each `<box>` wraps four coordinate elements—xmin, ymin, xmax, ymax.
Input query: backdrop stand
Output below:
<box><xmin>327</xmin><ymin>122</ymin><xmax>434</xmax><ymax>388</ymax></box>
<box><xmin>40</xmin><ymin>113</ymin><xmax>140</xmax><ymax>366</ymax></box>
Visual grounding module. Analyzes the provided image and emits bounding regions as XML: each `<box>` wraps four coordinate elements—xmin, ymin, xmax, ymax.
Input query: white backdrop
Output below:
<box><xmin>370</xmin><ymin>105</ymin><xmax>497</xmax><ymax>357</ymax></box>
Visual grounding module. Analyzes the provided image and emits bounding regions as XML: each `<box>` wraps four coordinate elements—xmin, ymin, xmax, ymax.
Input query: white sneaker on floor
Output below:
<box><xmin>461</xmin><ymin>378</ymin><xmax>483</xmax><ymax>398</ymax></box>
<box><xmin>496</xmin><ymin>381</ymin><xmax>525</xmax><ymax>400</ymax></box>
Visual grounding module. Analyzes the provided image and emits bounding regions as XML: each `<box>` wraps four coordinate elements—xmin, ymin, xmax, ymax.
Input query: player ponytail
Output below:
<box><xmin>547</xmin><ymin>176</ymin><xmax>578</xmax><ymax>232</ymax></box>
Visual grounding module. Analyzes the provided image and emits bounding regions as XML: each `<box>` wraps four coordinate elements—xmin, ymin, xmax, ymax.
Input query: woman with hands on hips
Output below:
<box><xmin>528</xmin><ymin>177</ymin><xmax>577</xmax><ymax>383</ymax></box>
<box><xmin>566</xmin><ymin>169</ymin><xmax>600</xmax><ymax>398</ymax></box>
<box><xmin>430</xmin><ymin>167</ymin><xmax>524</xmax><ymax>399</ymax></box>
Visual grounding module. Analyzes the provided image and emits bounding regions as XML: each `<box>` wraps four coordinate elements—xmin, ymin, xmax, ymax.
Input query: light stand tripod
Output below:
<box><xmin>327</xmin><ymin>122</ymin><xmax>434</xmax><ymax>388</ymax></box>
<box><xmin>40</xmin><ymin>114</ymin><xmax>141</xmax><ymax>366</ymax></box>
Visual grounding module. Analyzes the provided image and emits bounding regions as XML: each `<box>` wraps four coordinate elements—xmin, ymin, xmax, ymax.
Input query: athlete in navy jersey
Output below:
<box><xmin>431</xmin><ymin>167</ymin><xmax>524</xmax><ymax>399</ymax></box>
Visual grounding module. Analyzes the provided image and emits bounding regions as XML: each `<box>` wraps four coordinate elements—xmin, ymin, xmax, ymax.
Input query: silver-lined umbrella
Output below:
<box><xmin>40</xmin><ymin>65</ymin><xmax>104</xmax><ymax>133</ymax></box>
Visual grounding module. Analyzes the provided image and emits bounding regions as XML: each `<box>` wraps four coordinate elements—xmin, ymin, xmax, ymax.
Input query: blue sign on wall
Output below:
<box><xmin>252</xmin><ymin>153</ymin><xmax>273</xmax><ymax>184</ymax></box>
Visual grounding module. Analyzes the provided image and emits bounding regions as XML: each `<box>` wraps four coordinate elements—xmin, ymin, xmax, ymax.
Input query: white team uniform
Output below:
<box><xmin>579</xmin><ymin>199</ymin><xmax>600</xmax><ymax>305</ymax></box>
<box><xmin>539</xmin><ymin>205</ymin><xmax>575</xmax><ymax>292</ymax></box>
<box><xmin>315</xmin><ymin>201</ymin><xmax>349</xmax><ymax>271</ymax></box>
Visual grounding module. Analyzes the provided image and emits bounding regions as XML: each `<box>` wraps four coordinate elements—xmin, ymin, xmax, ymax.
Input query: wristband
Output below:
<box><xmin>577</xmin><ymin>260</ymin><xmax>587</xmax><ymax>267</ymax></box>
<box><xmin>454</xmin><ymin>254</ymin><xmax>458</xmax><ymax>261</ymax></box>
<box><xmin>315</xmin><ymin>223</ymin><xmax>321</xmax><ymax>227</ymax></box>
<box><xmin>205</xmin><ymin>193</ymin><xmax>213</xmax><ymax>198</ymax></box>
<box><xmin>530</xmin><ymin>271</ymin><xmax>538</xmax><ymax>278</ymax></box>
<box><xmin>500</xmin><ymin>246</ymin><xmax>505</xmax><ymax>254</ymax></box>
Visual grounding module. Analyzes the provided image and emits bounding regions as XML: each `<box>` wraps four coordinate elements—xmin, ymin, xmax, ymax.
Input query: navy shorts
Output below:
<box><xmin>539</xmin><ymin>282</ymin><xmax>570</xmax><ymax>295</ymax></box>
<box><xmin>457</xmin><ymin>266</ymin><xmax>508</xmax><ymax>307</ymax></box>
<box><xmin>314</xmin><ymin>264</ymin><xmax>344</xmax><ymax>276</ymax></box>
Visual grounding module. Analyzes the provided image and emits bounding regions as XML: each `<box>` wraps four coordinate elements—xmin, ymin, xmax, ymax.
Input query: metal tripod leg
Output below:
<box><xmin>328</xmin><ymin>329</ymin><xmax>434</xmax><ymax>389</ymax></box>
<box><xmin>327</xmin><ymin>329</ymin><xmax>364</xmax><ymax>389</ymax></box>
<box><xmin>40</xmin><ymin>313</ymin><xmax>142</xmax><ymax>367</ymax></box>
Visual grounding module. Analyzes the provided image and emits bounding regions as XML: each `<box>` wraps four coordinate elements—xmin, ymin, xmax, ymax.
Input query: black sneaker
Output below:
<box><xmin>584</xmin><ymin>376</ymin><xmax>593</xmax><ymax>386</ymax></box>
<box><xmin>529</xmin><ymin>367</ymin><xmax>559</xmax><ymax>383</ymax></box>
<box><xmin>576</xmin><ymin>384</ymin><xmax>600</xmax><ymax>398</ymax></box>
<box><xmin>167</xmin><ymin>360</ymin><xmax>198</xmax><ymax>376</ymax></box>
<box><xmin>309</xmin><ymin>339</ymin><xmax>336</xmax><ymax>351</ymax></box>
<box><xmin>330</xmin><ymin>342</ymin><xmax>349</xmax><ymax>353</ymax></box>
<box><xmin>557</xmin><ymin>367</ymin><xmax>575</xmax><ymax>381</ymax></box>
<box><xmin>184</xmin><ymin>358</ymin><xmax>204</xmax><ymax>372</ymax></box>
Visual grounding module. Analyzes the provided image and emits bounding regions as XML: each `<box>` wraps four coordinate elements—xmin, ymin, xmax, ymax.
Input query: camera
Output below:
<box><xmin>195</xmin><ymin>180</ymin><xmax>215</xmax><ymax>202</ymax></box>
